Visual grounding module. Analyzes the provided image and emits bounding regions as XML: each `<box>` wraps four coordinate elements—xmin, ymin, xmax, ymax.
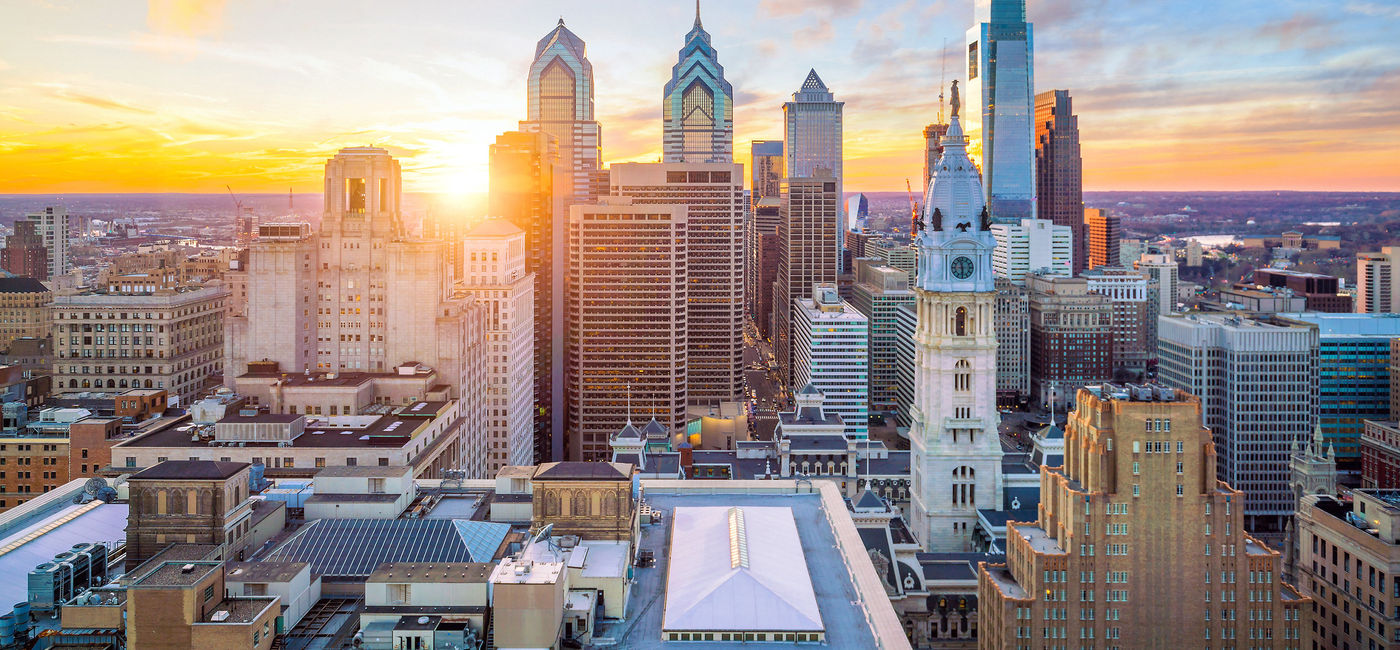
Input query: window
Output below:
<box><xmin>203</xmin><ymin>585</ymin><xmax>214</xmax><ymax>601</ymax></box>
<box><xmin>955</xmin><ymin>306</ymin><xmax>968</xmax><ymax>336</ymax></box>
<box><xmin>378</xmin><ymin>457</ymin><xmax>389</xmax><ymax>466</ymax></box>
<box><xmin>1132</xmin><ymin>484</ymin><xmax>1140</xmax><ymax>497</ymax></box>
<box><xmin>369</xmin><ymin>478</ymin><xmax>386</xmax><ymax>494</ymax></box>
<box><xmin>388</xmin><ymin>583</ymin><xmax>411</xmax><ymax>605</ymax></box>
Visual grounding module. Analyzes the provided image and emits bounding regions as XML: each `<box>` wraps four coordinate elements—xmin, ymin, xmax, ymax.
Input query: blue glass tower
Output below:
<box><xmin>965</xmin><ymin>0</ymin><xmax>1036</xmax><ymax>223</ymax></box>
<box><xmin>522</xmin><ymin>19</ymin><xmax>601</xmax><ymax>202</ymax></box>
<box><xmin>662</xmin><ymin>2</ymin><xmax>733</xmax><ymax>163</ymax></box>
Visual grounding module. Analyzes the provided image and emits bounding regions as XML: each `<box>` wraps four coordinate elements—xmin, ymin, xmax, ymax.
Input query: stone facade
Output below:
<box><xmin>529</xmin><ymin>462</ymin><xmax>635</xmax><ymax>541</ymax></box>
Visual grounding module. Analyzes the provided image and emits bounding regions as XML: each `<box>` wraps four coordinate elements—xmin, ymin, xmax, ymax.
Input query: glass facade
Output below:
<box><xmin>662</xmin><ymin>10</ymin><xmax>733</xmax><ymax>163</ymax></box>
<box><xmin>965</xmin><ymin>0</ymin><xmax>1036</xmax><ymax>223</ymax></box>
<box><xmin>523</xmin><ymin>20</ymin><xmax>601</xmax><ymax>202</ymax></box>
<box><xmin>784</xmin><ymin>70</ymin><xmax>845</xmax><ymax>229</ymax></box>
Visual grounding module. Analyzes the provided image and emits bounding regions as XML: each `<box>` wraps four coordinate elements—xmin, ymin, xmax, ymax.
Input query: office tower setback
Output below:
<box><xmin>793</xmin><ymin>284</ymin><xmax>869</xmax><ymax>440</ymax></box>
<box><xmin>521</xmin><ymin>19</ymin><xmax>601</xmax><ymax>202</ymax></box>
<box><xmin>610</xmin><ymin>162</ymin><xmax>745</xmax><ymax>406</ymax></box>
<box><xmin>750</xmin><ymin>140</ymin><xmax>784</xmax><ymax>203</ymax></box>
<box><xmin>662</xmin><ymin>4</ymin><xmax>733</xmax><ymax>163</ymax></box>
<box><xmin>990</xmin><ymin>218</ymin><xmax>1073</xmax><ymax>284</ymax></box>
<box><xmin>774</xmin><ymin>172</ymin><xmax>840</xmax><ymax>388</ymax></box>
<box><xmin>1274</xmin><ymin>313</ymin><xmax>1400</xmax><ymax>480</ymax></box>
<box><xmin>491</xmin><ymin>131</ymin><xmax>565</xmax><ymax>462</ymax></box>
<box><xmin>994</xmin><ymin>277</ymin><xmax>1030</xmax><ymax>403</ymax></box>
<box><xmin>784</xmin><ymin>70</ymin><xmax>844</xmax><ymax>224</ymax></box>
<box><xmin>23</xmin><ymin>206</ymin><xmax>71</xmax><ymax>281</ymax></box>
<box><xmin>1082</xmin><ymin>266</ymin><xmax>1150</xmax><ymax>381</ymax></box>
<box><xmin>1158</xmin><ymin>313</ymin><xmax>1318</xmax><ymax>532</ymax></box>
<box><xmin>566</xmin><ymin>198</ymin><xmax>688</xmax><ymax>461</ymax></box>
<box><xmin>966</xmin><ymin>0</ymin><xmax>1036</xmax><ymax>222</ymax></box>
<box><xmin>1027</xmin><ymin>272</ymin><xmax>1114</xmax><ymax>408</ymax></box>
<box><xmin>461</xmin><ymin>219</ymin><xmax>536</xmax><ymax>471</ymax></box>
<box><xmin>979</xmin><ymin>384</ymin><xmax>1309</xmax><ymax>648</ymax></box>
<box><xmin>1357</xmin><ymin>247</ymin><xmax>1400</xmax><ymax>314</ymax></box>
<box><xmin>1034</xmin><ymin>89</ymin><xmax>1084</xmax><ymax>273</ymax></box>
<box><xmin>54</xmin><ymin>286</ymin><xmax>227</xmax><ymax>404</ymax></box>
<box><xmin>1</xmin><ymin>220</ymin><xmax>49</xmax><ymax>280</ymax></box>
<box><xmin>850</xmin><ymin>260</ymin><xmax>914</xmax><ymax>418</ymax></box>
<box><xmin>909</xmin><ymin>84</ymin><xmax>1005</xmax><ymax>552</ymax></box>
<box><xmin>1083</xmin><ymin>207</ymin><xmax>1120</xmax><ymax>270</ymax></box>
<box><xmin>922</xmin><ymin>122</ymin><xmax>949</xmax><ymax>197</ymax></box>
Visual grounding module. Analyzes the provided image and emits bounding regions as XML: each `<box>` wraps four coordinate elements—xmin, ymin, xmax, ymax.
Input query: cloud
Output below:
<box><xmin>44</xmin><ymin>33</ymin><xmax>335</xmax><ymax>76</ymax></box>
<box><xmin>147</xmin><ymin>0</ymin><xmax>227</xmax><ymax>37</ymax></box>
<box><xmin>1346</xmin><ymin>2</ymin><xmax>1400</xmax><ymax>19</ymax></box>
<box><xmin>1255</xmin><ymin>12</ymin><xmax>1338</xmax><ymax>52</ymax></box>
<box><xmin>758</xmin><ymin>0</ymin><xmax>863</xmax><ymax>18</ymax></box>
<box><xmin>35</xmin><ymin>83</ymin><xmax>155</xmax><ymax>115</ymax></box>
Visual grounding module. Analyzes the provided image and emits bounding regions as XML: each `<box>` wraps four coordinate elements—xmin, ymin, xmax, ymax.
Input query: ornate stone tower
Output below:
<box><xmin>909</xmin><ymin>81</ymin><xmax>1005</xmax><ymax>552</ymax></box>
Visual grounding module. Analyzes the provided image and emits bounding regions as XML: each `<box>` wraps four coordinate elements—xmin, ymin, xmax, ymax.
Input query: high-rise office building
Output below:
<box><xmin>846</xmin><ymin>193</ymin><xmax>869</xmax><ymax>229</ymax></box>
<box><xmin>749</xmin><ymin>140</ymin><xmax>784</xmax><ymax>203</ymax></box>
<box><xmin>774</xmin><ymin>172</ymin><xmax>840</xmax><ymax>388</ymax></box>
<box><xmin>908</xmin><ymin>86</ymin><xmax>1004</xmax><ymax>552</ymax></box>
<box><xmin>893</xmin><ymin>302</ymin><xmax>918</xmax><ymax>428</ymax></box>
<box><xmin>461</xmin><ymin>219</ymin><xmax>536</xmax><ymax>471</ymax></box>
<box><xmin>793</xmin><ymin>283</ymin><xmax>869</xmax><ymax>440</ymax></box>
<box><xmin>521</xmin><ymin>19</ymin><xmax>601</xmax><ymax>203</ymax></box>
<box><xmin>750</xmin><ymin>197</ymin><xmax>782</xmax><ymax>339</ymax></box>
<box><xmin>784</xmin><ymin>70</ymin><xmax>844</xmax><ymax>223</ymax></box>
<box><xmin>1136</xmin><ymin>246</ymin><xmax>1179</xmax><ymax>352</ymax></box>
<box><xmin>662</xmin><ymin>5</ymin><xmax>733</xmax><ymax>163</ymax></box>
<box><xmin>228</xmin><ymin>148</ymin><xmax>486</xmax><ymax>406</ymax></box>
<box><xmin>1083</xmin><ymin>207</ymin><xmax>1120</xmax><ymax>270</ymax></box>
<box><xmin>990</xmin><ymin>218</ymin><xmax>1073</xmax><ymax>284</ymax></box>
<box><xmin>490</xmin><ymin>131</ymin><xmax>565</xmax><ymax>462</ymax></box>
<box><xmin>966</xmin><ymin>0</ymin><xmax>1036</xmax><ymax>222</ymax></box>
<box><xmin>566</xmin><ymin>197</ymin><xmax>688</xmax><ymax>461</ymax></box>
<box><xmin>1158</xmin><ymin>313</ymin><xmax>1318</xmax><ymax>532</ymax></box>
<box><xmin>867</xmin><ymin>238</ymin><xmax>917</xmax><ymax>286</ymax></box>
<box><xmin>1357</xmin><ymin>247</ymin><xmax>1399</xmax><ymax>314</ymax></box>
<box><xmin>1027</xmin><ymin>272</ymin><xmax>1114</xmax><ymax>408</ymax></box>
<box><xmin>610</xmin><ymin>162</ymin><xmax>745</xmax><ymax>406</ymax></box>
<box><xmin>1273</xmin><ymin>313</ymin><xmax>1400</xmax><ymax>481</ymax></box>
<box><xmin>922</xmin><ymin>122</ymin><xmax>949</xmax><ymax>197</ymax></box>
<box><xmin>1253</xmin><ymin>268</ymin><xmax>1352</xmax><ymax>313</ymax></box>
<box><xmin>979</xmin><ymin>384</ymin><xmax>1309</xmax><ymax>648</ymax></box>
<box><xmin>994</xmin><ymin>277</ymin><xmax>1030</xmax><ymax>403</ymax></box>
<box><xmin>22</xmin><ymin>206</ymin><xmax>71</xmax><ymax>281</ymax></box>
<box><xmin>1083</xmin><ymin>266</ymin><xmax>1150</xmax><ymax>381</ymax></box>
<box><xmin>1034</xmin><ymin>89</ymin><xmax>1084</xmax><ymax>273</ymax></box>
<box><xmin>1</xmin><ymin>220</ymin><xmax>49</xmax><ymax>280</ymax></box>
<box><xmin>1295</xmin><ymin>489</ymin><xmax>1400</xmax><ymax>650</ymax></box>
<box><xmin>849</xmin><ymin>260</ymin><xmax>914</xmax><ymax>418</ymax></box>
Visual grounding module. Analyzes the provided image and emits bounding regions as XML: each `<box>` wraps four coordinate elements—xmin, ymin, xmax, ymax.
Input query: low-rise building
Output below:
<box><xmin>1293</xmin><ymin>490</ymin><xmax>1400</xmax><ymax>650</ymax></box>
<box><xmin>0</xmin><ymin>277</ymin><xmax>50</xmax><ymax>350</ymax></box>
<box><xmin>126</xmin><ymin>560</ymin><xmax>280</xmax><ymax>650</ymax></box>
<box><xmin>303</xmin><ymin>465</ymin><xmax>415</xmax><ymax>519</ymax></box>
<box><xmin>361</xmin><ymin>562</ymin><xmax>491</xmax><ymax>650</ymax></box>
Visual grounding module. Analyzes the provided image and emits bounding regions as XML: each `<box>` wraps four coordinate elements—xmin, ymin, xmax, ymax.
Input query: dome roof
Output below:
<box><xmin>921</xmin><ymin>80</ymin><xmax>985</xmax><ymax>233</ymax></box>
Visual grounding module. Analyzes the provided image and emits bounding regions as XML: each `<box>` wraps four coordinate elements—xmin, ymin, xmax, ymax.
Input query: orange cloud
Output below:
<box><xmin>147</xmin><ymin>0</ymin><xmax>227</xmax><ymax>37</ymax></box>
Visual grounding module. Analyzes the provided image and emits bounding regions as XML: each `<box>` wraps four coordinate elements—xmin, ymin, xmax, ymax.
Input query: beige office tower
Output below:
<box><xmin>609</xmin><ymin>162</ymin><xmax>744</xmax><ymax>407</ymax></box>
<box><xmin>228</xmin><ymin>147</ymin><xmax>484</xmax><ymax>398</ymax></box>
<box><xmin>1357</xmin><ymin>247</ymin><xmax>1400</xmax><ymax>314</ymax></box>
<box><xmin>461</xmin><ymin>220</ymin><xmax>536</xmax><ymax>471</ymax></box>
<box><xmin>774</xmin><ymin>172</ymin><xmax>840</xmax><ymax>389</ymax></box>
<box><xmin>979</xmin><ymin>384</ymin><xmax>1309</xmax><ymax>649</ymax></box>
<box><xmin>566</xmin><ymin>198</ymin><xmax>689</xmax><ymax>461</ymax></box>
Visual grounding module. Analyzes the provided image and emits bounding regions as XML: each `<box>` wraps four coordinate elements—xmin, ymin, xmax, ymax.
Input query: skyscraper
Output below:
<box><xmin>1082</xmin><ymin>266</ymin><xmax>1150</xmax><ymax>381</ymax></box>
<box><xmin>610</xmin><ymin>162</ymin><xmax>745</xmax><ymax>406</ymax></box>
<box><xmin>989</xmin><ymin>218</ymin><xmax>1074</xmax><ymax>283</ymax></box>
<box><xmin>1357</xmin><ymin>247</ymin><xmax>1400</xmax><ymax>314</ymax></box>
<box><xmin>749</xmin><ymin>196</ymin><xmax>782</xmax><ymax>338</ymax></box>
<box><xmin>1035</xmin><ymin>89</ymin><xmax>1085</xmax><ymax>273</ymax></box>
<box><xmin>1084</xmin><ymin>207</ymin><xmax>1121</xmax><ymax>270</ymax></box>
<box><xmin>922</xmin><ymin>122</ymin><xmax>949</xmax><ymax>198</ymax></box>
<box><xmin>490</xmin><ymin>131</ymin><xmax>565</xmax><ymax>462</ymax></box>
<box><xmin>1157</xmin><ymin>313</ymin><xmax>1319</xmax><ymax>532</ymax></box>
<box><xmin>908</xmin><ymin>82</ymin><xmax>1005</xmax><ymax>552</ymax></box>
<box><xmin>849</xmin><ymin>260</ymin><xmax>914</xmax><ymax>419</ymax></box>
<box><xmin>749</xmin><ymin>140</ymin><xmax>784</xmax><ymax>203</ymax></box>
<box><xmin>774</xmin><ymin>172</ymin><xmax>840</xmax><ymax>389</ymax></box>
<box><xmin>521</xmin><ymin>19</ymin><xmax>601</xmax><ymax>202</ymax></box>
<box><xmin>662</xmin><ymin>3</ymin><xmax>733</xmax><ymax>163</ymax></box>
<box><xmin>994</xmin><ymin>277</ymin><xmax>1030</xmax><ymax>403</ymax></box>
<box><xmin>793</xmin><ymin>283</ymin><xmax>869</xmax><ymax>440</ymax></box>
<box><xmin>1026</xmin><ymin>272</ymin><xmax>1114</xmax><ymax>408</ymax></box>
<box><xmin>566</xmin><ymin>197</ymin><xmax>688</xmax><ymax>461</ymax></box>
<box><xmin>965</xmin><ymin>0</ymin><xmax>1036</xmax><ymax>222</ymax></box>
<box><xmin>22</xmin><ymin>206</ymin><xmax>70</xmax><ymax>281</ymax></box>
<box><xmin>979</xmin><ymin>384</ymin><xmax>1309</xmax><ymax>648</ymax></box>
<box><xmin>461</xmin><ymin>219</ymin><xmax>536</xmax><ymax>471</ymax></box>
<box><xmin>1</xmin><ymin>219</ymin><xmax>48</xmax><ymax>280</ymax></box>
<box><xmin>784</xmin><ymin>69</ymin><xmax>844</xmax><ymax>225</ymax></box>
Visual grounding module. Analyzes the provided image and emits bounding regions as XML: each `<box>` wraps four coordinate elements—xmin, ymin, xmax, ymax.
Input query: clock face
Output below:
<box><xmin>951</xmin><ymin>256</ymin><xmax>974</xmax><ymax>280</ymax></box>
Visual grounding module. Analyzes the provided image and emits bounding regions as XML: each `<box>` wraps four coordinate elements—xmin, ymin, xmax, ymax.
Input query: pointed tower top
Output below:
<box><xmin>558</xmin><ymin>16</ymin><xmax>565</xmax><ymax>26</ymax></box>
<box><xmin>802</xmin><ymin>68</ymin><xmax>827</xmax><ymax>92</ymax></box>
<box><xmin>694</xmin><ymin>0</ymin><xmax>702</xmax><ymax>29</ymax></box>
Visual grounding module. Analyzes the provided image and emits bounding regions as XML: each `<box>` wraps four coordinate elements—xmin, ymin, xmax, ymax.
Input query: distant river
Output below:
<box><xmin>1182</xmin><ymin>234</ymin><xmax>1240</xmax><ymax>247</ymax></box>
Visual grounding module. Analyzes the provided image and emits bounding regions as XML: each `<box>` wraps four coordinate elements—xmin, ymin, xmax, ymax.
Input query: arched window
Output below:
<box><xmin>955</xmin><ymin>360</ymin><xmax>972</xmax><ymax>392</ymax></box>
<box><xmin>954</xmin><ymin>306</ymin><xmax>968</xmax><ymax>336</ymax></box>
<box><xmin>951</xmin><ymin>467</ymin><xmax>976</xmax><ymax>508</ymax></box>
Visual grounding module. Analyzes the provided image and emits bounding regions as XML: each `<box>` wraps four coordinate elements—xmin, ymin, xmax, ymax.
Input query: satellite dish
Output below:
<box><xmin>534</xmin><ymin>523</ymin><xmax>554</xmax><ymax>545</ymax></box>
<box><xmin>417</xmin><ymin>616</ymin><xmax>431</xmax><ymax>625</ymax></box>
<box><xmin>84</xmin><ymin>477</ymin><xmax>107</xmax><ymax>495</ymax></box>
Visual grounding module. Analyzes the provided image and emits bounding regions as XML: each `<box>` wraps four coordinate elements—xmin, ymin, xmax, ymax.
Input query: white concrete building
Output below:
<box><xmin>1157</xmin><ymin>313</ymin><xmax>1319</xmax><ymax>532</ymax></box>
<box><xmin>1135</xmin><ymin>247</ymin><xmax>1179</xmax><ymax>316</ymax></box>
<box><xmin>1356</xmin><ymin>247</ymin><xmax>1399</xmax><ymax>314</ymax></box>
<box><xmin>792</xmin><ymin>284</ymin><xmax>869</xmax><ymax>440</ymax></box>
<box><xmin>461</xmin><ymin>219</ymin><xmax>535</xmax><ymax>470</ymax></box>
<box><xmin>23</xmin><ymin>206</ymin><xmax>70</xmax><ymax>281</ymax></box>
<box><xmin>989</xmin><ymin>218</ymin><xmax>1072</xmax><ymax>284</ymax></box>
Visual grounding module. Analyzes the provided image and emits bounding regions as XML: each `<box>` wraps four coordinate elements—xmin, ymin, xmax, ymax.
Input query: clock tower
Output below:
<box><xmin>908</xmin><ymin>80</ymin><xmax>1005</xmax><ymax>552</ymax></box>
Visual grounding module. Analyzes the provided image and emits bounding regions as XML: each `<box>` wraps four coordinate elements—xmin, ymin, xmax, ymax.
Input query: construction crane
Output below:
<box><xmin>225</xmin><ymin>185</ymin><xmax>244</xmax><ymax>213</ymax></box>
<box><xmin>938</xmin><ymin>37</ymin><xmax>948</xmax><ymax>122</ymax></box>
<box><xmin>906</xmin><ymin>178</ymin><xmax>920</xmax><ymax>234</ymax></box>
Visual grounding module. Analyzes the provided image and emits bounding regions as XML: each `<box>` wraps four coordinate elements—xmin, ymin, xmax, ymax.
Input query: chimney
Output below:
<box><xmin>678</xmin><ymin>440</ymin><xmax>693</xmax><ymax>479</ymax></box>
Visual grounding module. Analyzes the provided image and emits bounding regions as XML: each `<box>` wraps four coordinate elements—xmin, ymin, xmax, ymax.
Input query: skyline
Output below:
<box><xmin>0</xmin><ymin>0</ymin><xmax>1396</xmax><ymax>195</ymax></box>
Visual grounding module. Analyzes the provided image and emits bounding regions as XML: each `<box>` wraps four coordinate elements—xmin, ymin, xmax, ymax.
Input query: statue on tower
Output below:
<box><xmin>949</xmin><ymin>79</ymin><xmax>960</xmax><ymax>118</ymax></box>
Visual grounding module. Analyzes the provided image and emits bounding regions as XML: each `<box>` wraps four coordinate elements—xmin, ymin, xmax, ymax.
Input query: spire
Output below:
<box><xmin>694</xmin><ymin>0</ymin><xmax>702</xmax><ymax>29</ymax></box>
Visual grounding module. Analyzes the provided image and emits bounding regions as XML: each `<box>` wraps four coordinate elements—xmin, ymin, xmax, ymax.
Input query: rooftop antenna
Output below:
<box><xmin>938</xmin><ymin>37</ymin><xmax>948</xmax><ymax>122</ymax></box>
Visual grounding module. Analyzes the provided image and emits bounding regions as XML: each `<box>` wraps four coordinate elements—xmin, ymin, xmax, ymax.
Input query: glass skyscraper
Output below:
<box><xmin>783</xmin><ymin>69</ymin><xmax>844</xmax><ymax>226</ymax></box>
<box><xmin>521</xmin><ymin>19</ymin><xmax>601</xmax><ymax>202</ymax></box>
<box><xmin>965</xmin><ymin>0</ymin><xmax>1036</xmax><ymax>223</ymax></box>
<box><xmin>662</xmin><ymin>4</ymin><xmax>733</xmax><ymax>163</ymax></box>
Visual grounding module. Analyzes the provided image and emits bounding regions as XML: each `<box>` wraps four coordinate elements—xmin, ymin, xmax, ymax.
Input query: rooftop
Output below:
<box><xmin>0</xmin><ymin>277</ymin><xmax>49</xmax><ymax>293</ymax></box>
<box><xmin>0</xmin><ymin>498</ymin><xmax>128</xmax><ymax>608</ymax></box>
<box><xmin>131</xmin><ymin>460</ymin><xmax>248</xmax><ymax>481</ymax></box>
<box><xmin>313</xmin><ymin>465</ymin><xmax>411</xmax><ymax>478</ymax></box>
<box><xmin>197</xmin><ymin>597</ymin><xmax>276</xmax><ymax>624</ymax></box>
<box><xmin>533</xmin><ymin>461</ymin><xmax>631</xmax><ymax>481</ymax></box>
<box><xmin>135</xmin><ymin>561</ymin><xmax>221</xmax><ymax>587</ymax></box>
<box><xmin>263</xmin><ymin>518</ymin><xmax>510</xmax><ymax>578</ymax></box>
<box><xmin>225</xmin><ymin>561</ymin><xmax>309</xmax><ymax>584</ymax></box>
<box><xmin>367</xmin><ymin>562</ymin><xmax>493</xmax><ymax>584</ymax></box>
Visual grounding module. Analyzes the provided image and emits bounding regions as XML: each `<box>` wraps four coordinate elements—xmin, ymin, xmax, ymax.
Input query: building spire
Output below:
<box><xmin>694</xmin><ymin>0</ymin><xmax>702</xmax><ymax>29</ymax></box>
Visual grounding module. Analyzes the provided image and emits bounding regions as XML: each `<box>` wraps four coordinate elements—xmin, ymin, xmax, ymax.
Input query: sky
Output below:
<box><xmin>0</xmin><ymin>0</ymin><xmax>1397</xmax><ymax>197</ymax></box>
